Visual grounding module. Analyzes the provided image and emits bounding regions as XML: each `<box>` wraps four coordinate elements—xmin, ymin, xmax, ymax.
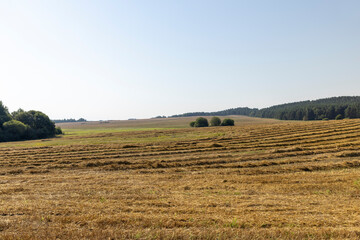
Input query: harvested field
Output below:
<box><xmin>1</xmin><ymin>116</ymin><xmax>360</xmax><ymax>239</ymax></box>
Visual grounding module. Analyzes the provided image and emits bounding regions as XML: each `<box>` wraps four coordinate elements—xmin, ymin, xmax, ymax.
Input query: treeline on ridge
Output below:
<box><xmin>171</xmin><ymin>96</ymin><xmax>360</xmax><ymax>121</ymax></box>
<box><xmin>0</xmin><ymin>101</ymin><xmax>62</xmax><ymax>142</ymax></box>
<box><xmin>53</xmin><ymin>118</ymin><xmax>87</xmax><ymax>123</ymax></box>
<box><xmin>171</xmin><ymin>107</ymin><xmax>257</xmax><ymax>118</ymax></box>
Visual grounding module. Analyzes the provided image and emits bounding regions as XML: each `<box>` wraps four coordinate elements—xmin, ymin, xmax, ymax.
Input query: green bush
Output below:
<box><xmin>0</xmin><ymin>102</ymin><xmax>61</xmax><ymax>142</ymax></box>
<box><xmin>221</xmin><ymin>118</ymin><xmax>235</xmax><ymax>126</ymax></box>
<box><xmin>55</xmin><ymin>127</ymin><xmax>63</xmax><ymax>135</ymax></box>
<box><xmin>14</xmin><ymin>110</ymin><xmax>56</xmax><ymax>138</ymax></box>
<box><xmin>189</xmin><ymin>121</ymin><xmax>196</xmax><ymax>127</ymax></box>
<box><xmin>194</xmin><ymin>117</ymin><xmax>209</xmax><ymax>127</ymax></box>
<box><xmin>2</xmin><ymin>120</ymin><xmax>29</xmax><ymax>141</ymax></box>
<box><xmin>335</xmin><ymin>114</ymin><xmax>343</xmax><ymax>120</ymax></box>
<box><xmin>210</xmin><ymin>117</ymin><xmax>221</xmax><ymax>126</ymax></box>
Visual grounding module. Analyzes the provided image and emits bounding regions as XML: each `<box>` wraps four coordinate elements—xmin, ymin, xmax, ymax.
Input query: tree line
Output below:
<box><xmin>172</xmin><ymin>96</ymin><xmax>360</xmax><ymax>121</ymax></box>
<box><xmin>53</xmin><ymin>118</ymin><xmax>87</xmax><ymax>123</ymax></box>
<box><xmin>171</xmin><ymin>107</ymin><xmax>257</xmax><ymax>118</ymax></box>
<box><xmin>0</xmin><ymin>101</ymin><xmax>62</xmax><ymax>142</ymax></box>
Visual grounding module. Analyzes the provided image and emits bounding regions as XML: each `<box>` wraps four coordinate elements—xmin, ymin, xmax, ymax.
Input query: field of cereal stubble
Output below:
<box><xmin>1</xmin><ymin>116</ymin><xmax>360</xmax><ymax>239</ymax></box>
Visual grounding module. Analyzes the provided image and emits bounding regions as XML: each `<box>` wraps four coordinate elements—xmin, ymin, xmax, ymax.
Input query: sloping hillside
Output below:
<box><xmin>172</xmin><ymin>96</ymin><xmax>360</xmax><ymax>121</ymax></box>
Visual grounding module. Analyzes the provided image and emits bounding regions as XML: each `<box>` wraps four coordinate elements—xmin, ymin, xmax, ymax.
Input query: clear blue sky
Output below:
<box><xmin>1</xmin><ymin>0</ymin><xmax>359</xmax><ymax>120</ymax></box>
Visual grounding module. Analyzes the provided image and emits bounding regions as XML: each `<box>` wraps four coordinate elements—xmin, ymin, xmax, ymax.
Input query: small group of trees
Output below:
<box><xmin>0</xmin><ymin>101</ymin><xmax>63</xmax><ymax>142</ymax></box>
<box><xmin>190</xmin><ymin>117</ymin><xmax>235</xmax><ymax>128</ymax></box>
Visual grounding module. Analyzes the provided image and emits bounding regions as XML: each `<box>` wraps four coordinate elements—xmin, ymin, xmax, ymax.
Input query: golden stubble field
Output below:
<box><xmin>1</xmin><ymin>116</ymin><xmax>360</xmax><ymax>239</ymax></box>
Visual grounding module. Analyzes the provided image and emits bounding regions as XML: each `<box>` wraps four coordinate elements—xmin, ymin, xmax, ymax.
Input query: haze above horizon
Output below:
<box><xmin>1</xmin><ymin>0</ymin><xmax>359</xmax><ymax>120</ymax></box>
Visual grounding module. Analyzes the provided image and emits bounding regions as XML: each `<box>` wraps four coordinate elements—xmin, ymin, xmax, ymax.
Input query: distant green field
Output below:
<box><xmin>0</xmin><ymin>115</ymin><xmax>279</xmax><ymax>148</ymax></box>
<box><xmin>57</xmin><ymin>115</ymin><xmax>280</xmax><ymax>130</ymax></box>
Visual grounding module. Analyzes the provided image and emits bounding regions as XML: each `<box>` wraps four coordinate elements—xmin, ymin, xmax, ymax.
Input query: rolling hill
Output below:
<box><xmin>171</xmin><ymin>96</ymin><xmax>360</xmax><ymax>121</ymax></box>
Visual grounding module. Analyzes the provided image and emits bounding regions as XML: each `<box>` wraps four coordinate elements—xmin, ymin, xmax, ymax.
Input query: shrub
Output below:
<box><xmin>335</xmin><ymin>114</ymin><xmax>343</xmax><ymax>120</ymax></box>
<box><xmin>210</xmin><ymin>117</ymin><xmax>221</xmax><ymax>126</ymax></box>
<box><xmin>189</xmin><ymin>121</ymin><xmax>196</xmax><ymax>127</ymax></box>
<box><xmin>0</xmin><ymin>101</ymin><xmax>59</xmax><ymax>142</ymax></box>
<box><xmin>15</xmin><ymin>110</ymin><xmax>56</xmax><ymax>138</ymax></box>
<box><xmin>2</xmin><ymin>120</ymin><xmax>29</xmax><ymax>141</ymax></box>
<box><xmin>194</xmin><ymin>117</ymin><xmax>209</xmax><ymax>127</ymax></box>
<box><xmin>3</xmin><ymin>120</ymin><xmax>28</xmax><ymax>135</ymax></box>
<box><xmin>55</xmin><ymin>127</ymin><xmax>63</xmax><ymax>135</ymax></box>
<box><xmin>221</xmin><ymin>118</ymin><xmax>235</xmax><ymax>126</ymax></box>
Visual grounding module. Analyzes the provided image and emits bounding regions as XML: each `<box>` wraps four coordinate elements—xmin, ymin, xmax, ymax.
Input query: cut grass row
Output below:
<box><xmin>2</xmin><ymin>117</ymin><xmax>360</xmax><ymax>239</ymax></box>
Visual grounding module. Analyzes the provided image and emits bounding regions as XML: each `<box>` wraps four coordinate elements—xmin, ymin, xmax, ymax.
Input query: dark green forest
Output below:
<box><xmin>171</xmin><ymin>96</ymin><xmax>360</xmax><ymax>121</ymax></box>
<box><xmin>171</xmin><ymin>107</ymin><xmax>257</xmax><ymax>118</ymax></box>
<box><xmin>0</xmin><ymin>101</ymin><xmax>62</xmax><ymax>142</ymax></box>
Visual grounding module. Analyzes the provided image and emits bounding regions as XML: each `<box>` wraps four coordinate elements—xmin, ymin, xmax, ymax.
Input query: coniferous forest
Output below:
<box><xmin>0</xmin><ymin>101</ymin><xmax>62</xmax><ymax>142</ymax></box>
<box><xmin>171</xmin><ymin>96</ymin><xmax>360</xmax><ymax>121</ymax></box>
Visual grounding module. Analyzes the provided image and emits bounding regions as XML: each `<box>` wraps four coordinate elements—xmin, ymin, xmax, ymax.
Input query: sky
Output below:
<box><xmin>1</xmin><ymin>0</ymin><xmax>360</xmax><ymax>120</ymax></box>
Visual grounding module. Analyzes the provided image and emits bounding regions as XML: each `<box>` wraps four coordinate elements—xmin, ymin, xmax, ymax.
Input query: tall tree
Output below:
<box><xmin>0</xmin><ymin>101</ymin><xmax>11</xmax><ymax>126</ymax></box>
